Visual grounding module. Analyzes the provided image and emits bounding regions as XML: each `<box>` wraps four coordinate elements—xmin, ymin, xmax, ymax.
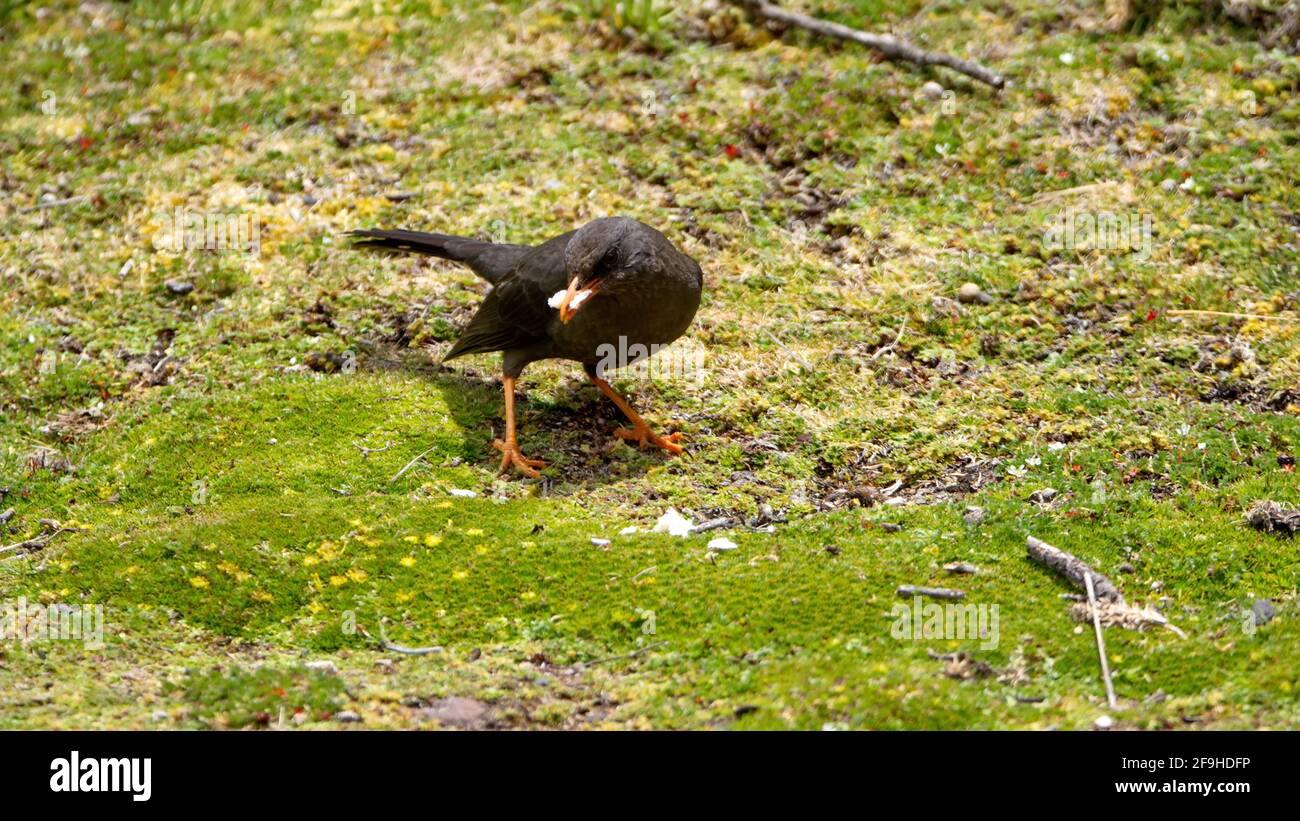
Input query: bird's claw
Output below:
<box><xmin>614</xmin><ymin>425</ymin><xmax>685</xmax><ymax>456</ymax></box>
<box><xmin>492</xmin><ymin>438</ymin><xmax>546</xmax><ymax>477</ymax></box>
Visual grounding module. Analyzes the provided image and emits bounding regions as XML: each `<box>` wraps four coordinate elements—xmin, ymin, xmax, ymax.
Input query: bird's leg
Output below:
<box><xmin>588</xmin><ymin>375</ymin><xmax>684</xmax><ymax>456</ymax></box>
<box><xmin>492</xmin><ymin>376</ymin><xmax>546</xmax><ymax>477</ymax></box>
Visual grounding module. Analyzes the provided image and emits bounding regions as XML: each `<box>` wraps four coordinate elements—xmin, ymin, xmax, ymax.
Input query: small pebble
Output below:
<box><xmin>1094</xmin><ymin>714</ymin><xmax>1114</xmax><ymax>730</ymax></box>
<box><xmin>619</xmin><ymin>525</ymin><xmax>639</xmax><ymax>536</ymax></box>
<box><xmin>707</xmin><ymin>537</ymin><xmax>738</xmax><ymax>552</ymax></box>
<box><xmin>957</xmin><ymin>282</ymin><xmax>984</xmax><ymax>304</ymax></box>
<box><xmin>1252</xmin><ymin>598</ymin><xmax>1276</xmax><ymax>626</ymax></box>
<box><xmin>305</xmin><ymin>660</ymin><xmax>338</xmax><ymax>675</ymax></box>
<box><xmin>335</xmin><ymin>710</ymin><xmax>362</xmax><ymax>723</ymax></box>
<box><xmin>448</xmin><ymin>488</ymin><xmax>477</xmax><ymax>498</ymax></box>
<box><xmin>963</xmin><ymin>506</ymin><xmax>986</xmax><ymax>526</ymax></box>
<box><xmin>590</xmin><ymin>537</ymin><xmax>611</xmax><ymax>547</ymax></box>
<box><xmin>1029</xmin><ymin>487</ymin><xmax>1058</xmax><ymax>504</ymax></box>
<box><xmin>920</xmin><ymin>80</ymin><xmax>944</xmax><ymax>100</ymax></box>
<box><xmin>881</xmin><ymin>522</ymin><xmax>903</xmax><ymax>533</ymax></box>
<box><xmin>164</xmin><ymin>279</ymin><xmax>194</xmax><ymax>295</ymax></box>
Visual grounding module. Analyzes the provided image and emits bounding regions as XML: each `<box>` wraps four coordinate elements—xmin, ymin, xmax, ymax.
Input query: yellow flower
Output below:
<box><xmin>465</xmin><ymin>528</ymin><xmax>484</xmax><ymax>537</ymax></box>
<box><xmin>520</xmin><ymin>591</ymin><xmax>537</xmax><ymax>601</ymax></box>
<box><xmin>189</xmin><ymin>576</ymin><xmax>210</xmax><ymax>589</ymax></box>
<box><xmin>399</xmin><ymin>556</ymin><xmax>417</xmax><ymax>568</ymax></box>
<box><xmin>251</xmin><ymin>590</ymin><xmax>275</xmax><ymax>603</ymax></box>
<box><xmin>395</xmin><ymin>591</ymin><xmax>414</xmax><ymax>603</ymax></box>
<box><xmin>451</xmin><ymin>569</ymin><xmax>469</xmax><ymax>581</ymax></box>
<box><xmin>329</xmin><ymin>575</ymin><xmax>348</xmax><ymax>587</ymax></box>
<box><xmin>347</xmin><ymin>568</ymin><xmax>368</xmax><ymax>583</ymax></box>
<box><xmin>423</xmin><ymin>534</ymin><xmax>443</xmax><ymax>548</ymax></box>
<box><xmin>217</xmin><ymin>560</ymin><xmax>251</xmax><ymax>582</ymax></box>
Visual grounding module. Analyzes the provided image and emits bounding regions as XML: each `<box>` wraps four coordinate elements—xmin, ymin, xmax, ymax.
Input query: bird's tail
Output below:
<box><xmin>346</xmin><ymin>228</ymin><xmax>530</xmax><ymax>285</ymax></box>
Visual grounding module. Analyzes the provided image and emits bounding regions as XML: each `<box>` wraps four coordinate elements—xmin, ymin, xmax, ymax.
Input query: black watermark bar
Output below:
<box><xmin>0</xmin><ymin>731</ymin><xmax>1283</xmax><ymax>808</ymax></box>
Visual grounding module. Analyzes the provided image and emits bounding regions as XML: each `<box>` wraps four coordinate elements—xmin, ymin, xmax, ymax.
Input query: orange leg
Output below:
<box><xmin>492</xmin><ymin>376</ymin><xmax>546</xmax><ymax>477</ymax></box>
<box><xmin>588</xmin><ymin>375</ymin><xmax>684</xmax><ymax>456</ymax></box>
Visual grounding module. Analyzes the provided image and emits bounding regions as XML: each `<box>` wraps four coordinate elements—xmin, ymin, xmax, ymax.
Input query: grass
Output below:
<box><xmin>0</xmin><ymin>0</ymin><xmax>1298</xmax><ymax>729</ymax></box>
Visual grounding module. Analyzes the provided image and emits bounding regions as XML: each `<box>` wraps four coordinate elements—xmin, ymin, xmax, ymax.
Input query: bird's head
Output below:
<box><xmin>555</xmin><ymin>217</ymin><xmax>646</xmax><ymax>323</ymax></box>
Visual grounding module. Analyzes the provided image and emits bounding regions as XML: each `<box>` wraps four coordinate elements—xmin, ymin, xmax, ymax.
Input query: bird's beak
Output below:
<box><xmin>557</xmin><ymin>276</ymin><xmax>601</xmax><ymax>324</ymax></box>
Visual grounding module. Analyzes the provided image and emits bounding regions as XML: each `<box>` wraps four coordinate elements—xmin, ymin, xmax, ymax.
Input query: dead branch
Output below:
<box><xmin>897</xmin><ymin>584</ymin><xmax>965</xmax><ymax>600</ymax></box>
<box><xmin>736</xmin><ymin>1</ymin><xmax>1006</xmax><ymax>89</ymax></box>
<box><xmin>1026</xmin><ymin>535</ymin><xmax>1123</xmax><ymax>602</ymax></box>
<box><xmin>690</xmin><ymin>517</ymin><xmax>735</xmax><ymax>534</ymax></box>
<box><xmin>389</xmin><ymin>444</ymin><xmax>437</xmax><ymax>483</ymax></box>
<box><xmin>376</xmin><ymin>620</ymin><xmax>443</xmax><ymax>655</ymax></box>
<box><xmin>1084</xmin><ymin>573</ymin><xmax>1119</xmax><ymax>709</ymax></box>
<box><xmin>353</xmin><ymin>440</ymin><xmax>393</xmax><ymax>458</ymax></box>
<box><xmin>0</xmin><ymin>523</ymin><xmax>76</xmax><ymax>558</ymax></box>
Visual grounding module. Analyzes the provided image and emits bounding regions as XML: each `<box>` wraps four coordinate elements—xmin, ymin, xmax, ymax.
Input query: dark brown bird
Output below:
<box><xmin>349</xmin><ymin>217</ymin><xmax>703</xmax><ymax>476</ymax></box>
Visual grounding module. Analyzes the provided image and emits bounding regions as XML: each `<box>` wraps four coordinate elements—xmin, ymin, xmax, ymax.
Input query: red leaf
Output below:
<box><xmin>723</xmin><ymin>143</ymin><xmax>741</xmax><ymax>159</ymax></box>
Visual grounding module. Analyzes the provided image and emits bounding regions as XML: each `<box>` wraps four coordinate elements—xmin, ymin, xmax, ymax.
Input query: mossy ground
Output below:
<box><xmin>1</xmin><ymin>0</ymin><xmax>1298</xmax><ymax>729</ymax></box>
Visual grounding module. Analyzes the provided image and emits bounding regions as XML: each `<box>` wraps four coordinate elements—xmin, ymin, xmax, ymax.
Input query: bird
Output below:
<box><xmin>348</xmin><ymin>216</ymin><xmax>704</xmax><ymax>477</ymax></box>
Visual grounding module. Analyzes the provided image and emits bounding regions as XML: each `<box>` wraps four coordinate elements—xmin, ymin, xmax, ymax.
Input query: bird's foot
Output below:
<box><xmin>492</xmin><ymin>438</ymin><xmax>546</xmax><ymax>478</ymax></box>
<box><xmin>614</xmin><ymin>424</ymin><xmax>684</xmax><ymax>456</ymax></box>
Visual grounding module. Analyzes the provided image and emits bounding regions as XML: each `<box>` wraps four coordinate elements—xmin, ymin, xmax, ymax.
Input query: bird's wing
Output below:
<box><xmin>442</xmin><ymin>232</ymin><xmax>574</xmax><ymax>361</ymax></box>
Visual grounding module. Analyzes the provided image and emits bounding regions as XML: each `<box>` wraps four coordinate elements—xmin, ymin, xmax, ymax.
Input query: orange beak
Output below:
<box><xmin>556</xmin><ymin>276</ymin><xmax>601</xmax><ymax>324</ymax></box>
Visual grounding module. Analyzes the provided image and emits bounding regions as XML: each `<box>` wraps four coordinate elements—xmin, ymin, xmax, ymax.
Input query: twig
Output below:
<box><xmin>870</xmin><ymin>319</ymin><xmax>907</xmax><ymax>360</ymax></box>
<box><xmin>578</xmin><ymin>641</ymin><xmax>668</xmax><ymax>668</ymax></box>
<box><xmin>764</xmin><ymin>329</ymin><xmax>812</xmax><ymax>370</ymax></box>
<box><xmin>353</xmin><ymin>440</ymin><xmax>393</xmax><ymax>458</ymax></box>
<box><xmin>1085</xmin><ymin>572</ymin><xmax>1119</xmax><ymax>709</ymax></box>
<box><xmin>737</xmin><ymin>1</ymin><xmax>1006</xmax><ymax>89</ymax></box>
<box><xmin>20</xmin><ymin>195</ymin><xmax>89</xmax><ymax>212</ymax></box>
<box><xmin>690</xmin><ymin>517</ymin><xmax>734</xmax><ymax>535</ymax></box>
<box><xmin>1027</xmin><ymin>535</ymin><xmax>1123</xmax><ymax>602</ymax></box>
<box><xmin>389</xmin><ymin>445</ymin><xmax>437</xmax><ymax>483</ymax></box>
<box><xmin>376</xmin><ymin>620</ymin><xmax>443</xmax><ymax>655</ymax></box>
<box><xmin>897</xmin><ymin>584</ymin><xmax>965</xmax><ymax>600</ymax></box>
<box><xmin>0</xmin><ymin>525</ymin><xmax>75</xmax><ymax>558</ymax></box>
<box><xmin>1166</xmin><ymin>309</ymin><xmax>1298</xmax><ymax>323</ymax></box>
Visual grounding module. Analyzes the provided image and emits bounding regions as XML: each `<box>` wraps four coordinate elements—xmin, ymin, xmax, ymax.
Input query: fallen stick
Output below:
<box><xmin>353</xmin><ymin>440</ymin><xmax>393</xmax><ymax>458</ymax></box>
<box><xmin>1085</xmin><ymin>572</ymin><xmax>1119</xmax><ymax>709</ymax></box>
<box><xmin>20</xmin><ymin>195</ymin><xmax>89</xmax><ymax>212</ymax></box>
<box><xmin>690</xmin><ymin>517</ymin><xmax>734</xmax><ymax>535</ymax></box>
<box><xmin>737</xmin><ymin>1</ymin><xmax>1006</xmax><ymax>89</ymax></box>
<box><xmin>1026</xmin><ymin>536</ymin><xmax>1123</xmax><ymax>602</ymax></box>
<box><xmin>0</xmin><ymin>525</ymin><xmax>76</xmax><ymax>558</ymax></box>
<box><xmin>376</xmin><ymin>620</ymin><xmax>443</xmax><ymax>655</ymax></box>
<box><xmin>389</xmin><ymin>444</ymin><xmax>437</xmax><ymax>483</ymax></box>
<box><xmin>897</xmin><ymin>584</ymin><xmax>965</xmax><ymax>600</ymax></box>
